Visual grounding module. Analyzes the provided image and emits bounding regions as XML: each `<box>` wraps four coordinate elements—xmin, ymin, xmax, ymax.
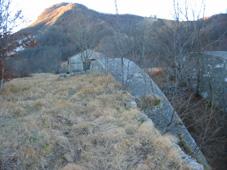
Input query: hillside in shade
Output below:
<box><xmin>7</xmin><ymin>3</ymin><xmax>227</xmax><ymax>76</ymax></box>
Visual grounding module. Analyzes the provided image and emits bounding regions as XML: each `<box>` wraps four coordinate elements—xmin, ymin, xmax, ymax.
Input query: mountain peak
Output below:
<box><xmin>31</xmin><ymin>2</ymin><xmax>88</xmax><ymax>26</ymax></box>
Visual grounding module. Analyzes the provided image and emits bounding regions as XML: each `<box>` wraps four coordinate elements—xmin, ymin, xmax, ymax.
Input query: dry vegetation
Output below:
<box><xmin>32</xmin><ymin>3</ymin><xmax>75</xmax><ymax>26</ymax></box>
<box><xmin>0</xmin><ymin>73</ymin><xmax>194</xmax><ymax>170</ymax></box>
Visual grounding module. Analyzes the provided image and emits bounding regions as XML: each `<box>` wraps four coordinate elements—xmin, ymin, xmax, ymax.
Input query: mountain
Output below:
<box><xmin>6</xmin><ymin>3</ymin><xmax>145</xmax><ymax>76</ymax></box>
<box><xmin>201</xmin><ymin>14</ymin><xmax>227</xmax><ymax>50</ymax></box>
<box><xmin>6</xmin><ymin>3</ymin><xmax>227</xmax><ymax>76</ymax></box>
<box><xmin>28</xmin><ymin>3</ymin><xmax>143</xmax><ymax>34</ymax></box>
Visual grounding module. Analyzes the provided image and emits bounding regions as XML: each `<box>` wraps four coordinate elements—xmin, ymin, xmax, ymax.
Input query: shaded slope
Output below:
<box><xmin>8</xmin><ymin>3</ymin><xmax>227</xmax><ymax>76</ymax></box>
<box><xmin>201</xmin><ymin>14</ymin><xmax>227</xmax><ymax>50</ymax></box>
<box><xmin>7</xmin><ymin>3</ymin><xmax>143</xmax><ymax>75</ymax></box>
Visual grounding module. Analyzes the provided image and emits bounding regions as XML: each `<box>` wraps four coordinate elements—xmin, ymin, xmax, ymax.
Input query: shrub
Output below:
<box><xmin>137</xmin><ymin>95</ymin><xmax>161</xmax><ymax>110</ymax></box>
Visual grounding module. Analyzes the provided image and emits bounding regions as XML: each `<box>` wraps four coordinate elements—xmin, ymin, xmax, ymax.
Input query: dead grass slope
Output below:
<box><xmin>0</xmin><ymin>73</ymin><xmax>193</xmax><ymax>170</ymax></box>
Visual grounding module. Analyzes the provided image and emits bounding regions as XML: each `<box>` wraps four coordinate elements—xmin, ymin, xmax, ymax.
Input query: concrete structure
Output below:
<box><xmin>68</xmin><ymin>50</ymin><xmax>210</xmax><ymax>169</ymax></box>
<box><xmin>198</xmin><ymin>51</ymin><xmax>227</xmax><ymax>111</ymax></box>
<box><xmin>68</xmin><ymin>50</ymin><xmax>105</xmax><ymax>72</ymax></box>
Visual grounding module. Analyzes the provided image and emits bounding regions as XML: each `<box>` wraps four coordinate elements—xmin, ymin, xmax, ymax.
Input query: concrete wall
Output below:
<box><xmin>69</xmin><ymin>50</ymin><xmax>210</xmax><ymax>169</ymax></box>
<box><xmin>198</xmin><ymin>51</ymin><xmax>227</xmax><ymax>111</ymax></box>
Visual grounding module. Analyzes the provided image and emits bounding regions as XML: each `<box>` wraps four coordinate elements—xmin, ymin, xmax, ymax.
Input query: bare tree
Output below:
<box><xmin>147</xmin><ymin>0</ymin><xmax>207</xmax><ymax>95</ymax></box>
<box><xmin>171</xmin><ymin>0</ymin><xmax>206</xmax><ymax>90</ymax></box>
<box><xmin>73</xmin><ymin>18</ymin><xmax>96</xmax><ymax>72</ymax></box>
<box><xmin>149</xmin><ymin>2</ymin><xmax>227</xmax><ymax>168</ymax></box>
<box><xmin>0</xmin><ymin>0</ymin><xmax>22</xmax><ymax>88</ymax></box>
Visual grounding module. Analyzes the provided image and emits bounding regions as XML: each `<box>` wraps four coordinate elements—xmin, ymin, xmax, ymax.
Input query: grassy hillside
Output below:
<box><xmin>0</xmin><ymin>73</ymin><xmax>193</xmax><ymax>170</ymax></box>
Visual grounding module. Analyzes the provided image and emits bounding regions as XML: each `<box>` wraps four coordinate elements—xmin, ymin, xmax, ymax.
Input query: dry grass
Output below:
<box><xmin>0</xmin><ymin>73</ymin><xmax>192</xmax><ymax>170</ymax></box>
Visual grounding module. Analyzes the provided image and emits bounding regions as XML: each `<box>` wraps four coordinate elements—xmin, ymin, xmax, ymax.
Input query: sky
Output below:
<box><xmin>12</xmin><ymin>0</ymin><xmax>227</xmax><ymax>30</ymax></box>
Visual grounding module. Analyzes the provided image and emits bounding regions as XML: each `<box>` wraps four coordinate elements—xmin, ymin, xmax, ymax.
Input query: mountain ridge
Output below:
<box><xmin>24</xmin><ymin>2</ymin><xmax>144</xmax><ymax>34</ymax></box>
<box><xmin>7</xmin><ymin>3</ymin><xmax>227</xmax><ymax>76</ymax></box>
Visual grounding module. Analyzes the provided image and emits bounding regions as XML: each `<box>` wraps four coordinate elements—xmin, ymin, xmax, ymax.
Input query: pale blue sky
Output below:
<box><xmin>12</xmin><ymin>0</ymin><xmax>227</xmax><ymax>29</ymax></box>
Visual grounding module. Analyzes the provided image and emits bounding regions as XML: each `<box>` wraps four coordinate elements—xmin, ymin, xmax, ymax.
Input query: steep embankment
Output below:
<box><xmin>0</xmin><ymin>73</ymin><xmax>198</xmax><ymax>170</ymax></box>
